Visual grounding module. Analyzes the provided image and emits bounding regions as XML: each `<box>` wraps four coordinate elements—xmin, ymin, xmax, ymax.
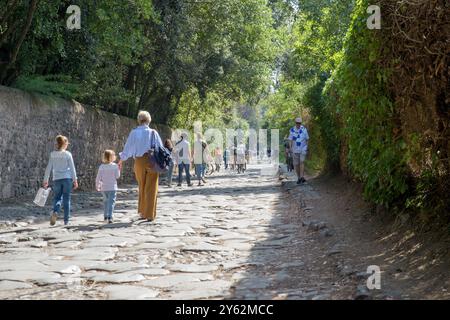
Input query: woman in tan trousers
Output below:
<box><xmin>118</xmin><ymin>111</ymin><xmax>163</xmax><ymax>221</ymax></box>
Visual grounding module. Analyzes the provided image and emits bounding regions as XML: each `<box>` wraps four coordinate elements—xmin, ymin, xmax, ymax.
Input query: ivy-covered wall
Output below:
<box><xmin>319</xmin><ymin>0</ymin><xmax>449</xmax><ymax>218</ymax></box>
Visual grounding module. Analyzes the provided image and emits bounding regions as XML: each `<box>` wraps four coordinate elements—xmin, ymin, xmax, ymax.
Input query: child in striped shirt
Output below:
<box><xmin>96</xmin><ymin>150</ymin><xmax>120</xmax><ymax>223</ymax></box>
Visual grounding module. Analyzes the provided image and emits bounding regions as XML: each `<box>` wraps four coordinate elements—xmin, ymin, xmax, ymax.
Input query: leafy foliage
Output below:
<box><xmin>1</xmin><ymin>0</ymin><xmax>278</xmax><ymax>126</ymax></box>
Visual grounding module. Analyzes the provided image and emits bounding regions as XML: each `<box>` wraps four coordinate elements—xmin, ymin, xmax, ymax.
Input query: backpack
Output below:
<box><xmin>148</xmin><ymin>131</ymin><xmax>174</xmax><ymax>173</ymax></box>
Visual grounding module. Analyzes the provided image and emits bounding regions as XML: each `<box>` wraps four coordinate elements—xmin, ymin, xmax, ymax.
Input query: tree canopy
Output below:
<box><xmin>1</xmin><ymin>0</ymin><xmax>280</xmax><ymax>128</ymax></box>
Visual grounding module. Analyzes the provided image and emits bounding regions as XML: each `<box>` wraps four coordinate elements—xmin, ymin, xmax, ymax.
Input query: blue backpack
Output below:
<box><xmin>148</xmin><ymin>132</ymin><xmax>174</xmax><ymax>173</ymax></box>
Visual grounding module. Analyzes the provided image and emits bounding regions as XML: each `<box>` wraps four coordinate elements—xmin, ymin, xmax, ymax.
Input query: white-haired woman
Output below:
<box><xmin>118</xmin><ymin>111</ymin><xmax>163</xmax><ymax>221</ymax></box>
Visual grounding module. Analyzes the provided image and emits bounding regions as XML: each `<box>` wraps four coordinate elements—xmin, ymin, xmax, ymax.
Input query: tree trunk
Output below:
<box><xmin>0</xmin><ymin>0</ymin><xmax>39</xmax><ymax>84</ymax></box>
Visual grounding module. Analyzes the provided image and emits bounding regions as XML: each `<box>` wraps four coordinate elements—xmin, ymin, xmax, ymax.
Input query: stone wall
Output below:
<box><xmin>0</xmin><ymin>86</ymin><xmax>171</xmax><ymax>199</ymax></box>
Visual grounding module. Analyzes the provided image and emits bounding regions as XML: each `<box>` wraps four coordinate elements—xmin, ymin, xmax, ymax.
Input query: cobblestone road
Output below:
<box><xmin>0</xmin><ymin>164</ymin><xmax>321</xmax><ymax>300</ymax></box>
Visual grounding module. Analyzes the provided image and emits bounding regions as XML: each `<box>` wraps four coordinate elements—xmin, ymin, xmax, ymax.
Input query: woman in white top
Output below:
<box><xmin>118</xmin><ymin>111</ymin><xmax>163</xmax><ymax>221</ymax></box>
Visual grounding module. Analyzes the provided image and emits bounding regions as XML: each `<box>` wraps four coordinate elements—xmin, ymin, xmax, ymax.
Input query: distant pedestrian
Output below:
<box><xmin>96</xmin><ymin>150</ymin><xmax>120</xmax><ymax>223</ymax></box>
<box><xmin>288</xmin><ymin>117</ymin><xmax>309</xmax><ymax>184</ymax></box>
<box><xmin>193</xmin><ymin>133</ymin><xmax>209</xmax><ymax>186</ymax></box>
<box><xmin>230</xmin><ymin>146</ymin><xmax>237</xmax><ymax>171</ymax></box>
<box><xmin>118</xmin><ymin>110</ymin><xmax>163</xmax><ymax>221</ymax></box>
<box><xmin>174</xmin><ymin>132</ymin><xmax>193</xmax><ymax>187</ymax></box>
<box><xmin>164</xmin><ymin>139</ymin><xmax>175</xmax><ymax>187</ymax></box>
<box><xmin>223</xmin><ymin>147</ymin><xmax>230</xmax><ymax>170</ymax></box>
<box><xmin>43</xmin><ymin>135</ymin><xmax>78</xmax><ymax>226</ymax></box>
<box><xmin>214</xmin><ymin>147</ymin><xmax>222</xmax><ymax>172</ymax></box>
<box><xmin>236</xmin><ymin>143</ymin><xmax>246</xmax><ymax>174</ymax></box>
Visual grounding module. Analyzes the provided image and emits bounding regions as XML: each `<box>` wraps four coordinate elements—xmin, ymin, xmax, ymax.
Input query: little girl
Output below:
<box><xmin>96</xmin><ymin>150</ymin><xmax>120</xmax><ymax>223</ymax></box>
<box><xmin>43</xmin><ymin>135</ymin><xmax>78</xmax><ymax>226</ymax></box>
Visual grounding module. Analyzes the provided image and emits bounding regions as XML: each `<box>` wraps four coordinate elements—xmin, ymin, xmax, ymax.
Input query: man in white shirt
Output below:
<box><xmin>236</xmin><ymin>143</ymin><xmax>246</xmax><ymax>174</ymax></box>
<box><xmin>174</xmin><ymin>133</ymin><xmax>193</xmax><ymax>187</ymax></box>
<box><xmin>289</xmin><ymin>117</ymin><xmax>309</xmax><ymax>184</ymax></box>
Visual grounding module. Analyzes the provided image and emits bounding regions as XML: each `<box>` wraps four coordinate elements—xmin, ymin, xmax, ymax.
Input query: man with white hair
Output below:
<box><xmin>288</xmin><ymin>117</ymin><xmax>309</xmax><ymax>184</ymax></box>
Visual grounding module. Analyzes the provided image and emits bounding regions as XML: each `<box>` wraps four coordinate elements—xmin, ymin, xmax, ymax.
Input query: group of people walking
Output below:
<box><xmin>162</xmin><ymin>134</ymin><xmax>251</xmax><ymax>187</ymax></box>
<box><xmin>43</xmin><ymin>111</ymin><xmax>161</xmax><ymax>226</ymax></box>
<box><xmin>42</xmin><ymin>110</ymin><xmax>308</xmax><ymax>226</ymax></box>
<box><xmin>163</xmin><ymin>132</ymin><xmax>210</xmax><ymax>187</ymax></box>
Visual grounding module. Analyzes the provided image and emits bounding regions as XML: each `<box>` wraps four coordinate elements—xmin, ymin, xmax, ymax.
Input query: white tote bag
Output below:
<box><xmin>33</xmin><ymin>188</ymin><xmax>51</xmax><ymax>207</ymax></box>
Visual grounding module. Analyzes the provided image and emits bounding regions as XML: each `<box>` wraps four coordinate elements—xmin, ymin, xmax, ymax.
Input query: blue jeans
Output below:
<box><xmin>195</xmin><ymin>164</ymin><xmax>205</xmax><ymax>182</ymax></box>
<box><xmin>102</xmin><ymin>191</ymin><xmax>117</xmax><ymax>219</ymax></box>
<box><xmin>178</xmin><ymin>162</ymin><xmax>191</xmax><ymax>185</ymax></box>
<box><xmin>52</xmin><ymin>178</ymin><xmax>73</xmax><ymax>224</ymax></box>
<box><xmin>202</xmin><ymin>164</ymin><xmax>206</xmax><ymax>177</ymax></box>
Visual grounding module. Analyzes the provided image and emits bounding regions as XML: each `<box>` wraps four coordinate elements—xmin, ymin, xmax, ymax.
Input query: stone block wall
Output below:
<box><xmin>0</xmin><ymin>86</ymin><xmax>171</xmax><ymax>199</ymax></box>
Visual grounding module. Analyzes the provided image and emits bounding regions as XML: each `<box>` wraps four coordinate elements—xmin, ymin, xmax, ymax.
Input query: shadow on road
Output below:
<box><xmin>225</xmin><ymin>172</ymin><xmax>333</xmax><ymax>300</ymax></box>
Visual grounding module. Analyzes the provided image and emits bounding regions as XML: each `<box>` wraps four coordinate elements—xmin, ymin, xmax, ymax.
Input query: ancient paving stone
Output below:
<box><xmin>0</xmin><ymin>280</ymin><xmax>33</xmax><ymax>291</ymax></box>
<box><xmin>51</xmin><ymin>241</ymin><xmax>82</xmax><ymax>249</ymax></box>
<box><xmin>142</xmin><ymin>237</ymin><xmax>182</xmax><ymax>243</ymax></box>
<box><xmin>152</xmin><ymin>229</ymin><xmax>188</xmax><ymax>237</ymax></box>
<box><xmin>104</xmin><ymin>285</ymin><xmax>159</xmax><ymax>300</ymax></box>
<box><xmin>182</xmin><ymin>243</ymin><xmax>233</xmax><ymax>252</ymax></box>
<box><xmin>222</xmin><ymin>241</ymin><xmax>253</xmax><ymax>251</ymax></box>
<box><xmin>133</xmin><ymin>242</ymin><xmax>185</xmax><ymax>250</ymax></box>
<box><xmin>141</xmin><ymin>273</ymin><xmax>214</xmax><ymax>288</ymax></box>
<box><xmin>0</xmin><ymin>236</ymin><xmax>17</xmax><ymax>244</ymax></box>
<box><xmin>0</xmin><ymin>271</ymin><xmax>61</xmax><ymax>283</ymax></box>
<box><xmin>47</xmin><ymin>234</ymin><xmax>85</xmax><ymax>244</ymax></box>
<box><xmin>216</xmin><ymin>234</ymin><xmax>256</xmax><ymax>241</ymax></box>
<box><xmin>147</xmin><ymin>261</ymin><xmax>167</xmax><ymax>269</ymax></box>
<box><xmin>170</xmin><ymin>279</ymin><xmax>232</xmax><ymax>292</ymax></box>
<box><xmin>90</xmin><ymin>272</ymin><xmax>145</xmax><ymax>283</ymax></box>
<box><xmin>40</xmin><ymin>259</ymin><xmax>104</xmax><ymax>271</ymax></box>
<box><xmin>167</xmin><ymin>264</ymin><xmax>219</xmax><ymax>273</ymax></box>
<box><xmin>59</xmin><ymin>247</ymin><xmax>118</xmax><ymax>261</ymax></box>
<box><xmin>84</xmin><ymin>237</ymin><xmax>138</xmax><ymax>248</ymax></box>
<box><xmin>168</xmin><ymin>283</ymin><xmax>232</xmax><ymax>299</ymax></box>
<box><xmin>0</xmin><ymin>261</ymin><xmax>48</xmax><ymax>272</ymax></box>
<box><xmin>58</xmin><ymin>265</ymin><xmax>82</xmax><ymax>274</ymax></box>
<box><xmin>127</xmin><ymin>268</ymin><xmax>170</xmax><ymax>276</ymax></box>
<box><xmin>30</xmin><ymin>241</ymin><xmax>48</xmax><ymax>248</ymax></box>
<box><xmin>85</xmin><ymin>262</ymin><xmax>148</xmax><ymax>273</ymax></box>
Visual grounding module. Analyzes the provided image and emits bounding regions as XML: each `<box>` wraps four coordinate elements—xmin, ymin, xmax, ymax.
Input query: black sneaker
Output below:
<box><xmin>177</xmin><ymin>183</ymin><xmax>182</xmax><ymax>187</ymax></box>
<box><xmin>300</xmin><ymin>177</ymin><xmax>306</xmax><ymax>183</ymax></box>
<box><xmin>108</xmin><ymin>219</ymin><xmax>113</xmax><ymax>224</ymax></box>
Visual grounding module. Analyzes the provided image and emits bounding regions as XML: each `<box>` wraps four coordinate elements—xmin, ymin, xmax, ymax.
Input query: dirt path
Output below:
<box><xmin>278</xmin><ymin>170</ymin><xmax>450</xmax><ymax>299</ymax></box>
